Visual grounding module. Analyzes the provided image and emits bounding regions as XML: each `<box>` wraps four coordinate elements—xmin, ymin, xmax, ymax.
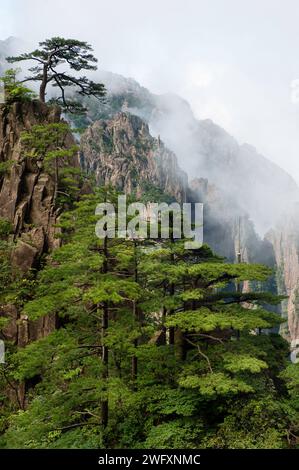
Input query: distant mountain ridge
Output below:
<box><xmin>75</xmin><ymin>69</ymin><xmax>299</xmax><ymax>235</ymax></box>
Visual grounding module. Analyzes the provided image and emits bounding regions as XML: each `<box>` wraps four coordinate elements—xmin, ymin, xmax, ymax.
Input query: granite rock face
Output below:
<box><xmin>0</xmin><ymin>100</ymin><xmax>78</xmax><ymax>346</ymax></box>
<box><xmin>266</xmin><ymin>208</ymin><xmax>299</xmax><ymax>345</ymax></box>
<box><xmin>188</xmin><ymin>177</ymin><xmax>276</xmax><ymax>266</ymax></box>
<box><xmin>80</xmin><ymin>112</ymin><xmax>188</xmax><ymax>203</ymax></box>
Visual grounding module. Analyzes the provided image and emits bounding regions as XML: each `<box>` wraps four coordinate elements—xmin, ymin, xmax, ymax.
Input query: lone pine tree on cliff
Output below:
<box><xmin>6</xmin><ymin>37</ymin><xmax>106</xmax><ymax>113</ymax></box>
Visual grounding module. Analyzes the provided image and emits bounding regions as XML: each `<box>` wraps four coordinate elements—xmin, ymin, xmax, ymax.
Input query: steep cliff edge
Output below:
<box><xmin>80</xmin><ymin>112</ymin><xmax>188</xmax><ymax>203</ymax></box>
<box><xmin>189</xmin><ymin>177</ymin><xmax>276</xmax><ymax>267</ymax></box>
<box><xmin>267</xmin><ymin>208</ymin><xmax>299</xmax><ymax>345</ymax></box>
<box><xmin>0</xmin><ymin>100</ymin><xmax>78</xmax><ymax>346</ymax></box>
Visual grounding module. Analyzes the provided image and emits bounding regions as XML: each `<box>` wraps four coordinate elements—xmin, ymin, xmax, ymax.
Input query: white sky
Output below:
<box><xmin>2</xmin><ymin>0</ymin><xmax>299</xmax><ymax>182</ymax></box>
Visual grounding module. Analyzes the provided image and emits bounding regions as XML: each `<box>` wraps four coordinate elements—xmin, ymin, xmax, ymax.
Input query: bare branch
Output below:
<box><xmin>185</xmin><ymin>337</ymin><xmax>213</xmax><ymax>373</ymax></box>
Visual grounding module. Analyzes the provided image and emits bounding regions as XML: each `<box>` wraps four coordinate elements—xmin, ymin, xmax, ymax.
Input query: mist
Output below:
<box><xmin>3</xmin><ymin>0</ymin><xmax>299</xmax><ymax>185</ymax></box>
<box><xmin>2</xmin><ymin>0</ymin><xmax>299</xmax><ymax>235</ymax></box>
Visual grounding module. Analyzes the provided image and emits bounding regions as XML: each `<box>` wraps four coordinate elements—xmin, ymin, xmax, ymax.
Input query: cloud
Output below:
<box><xmin>3</xmin><ymin>0</ymin><xmax>299</xmax><ymax>183</ymax></box>
<box><xmin>187</xmin><ymin>63</ymin><xmax>215</xmax><ymax>88</ymax></box>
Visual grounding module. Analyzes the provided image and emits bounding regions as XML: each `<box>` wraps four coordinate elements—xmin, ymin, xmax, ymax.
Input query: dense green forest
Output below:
<box><xmin>0</xmin><ymin>39</ymin><xmax>299</xmax><ymax>449</ymax></box>
<box><xmin>0</xmin><ymin>185</ymin><xmax>299</xmax><ymax>448</ymax></box>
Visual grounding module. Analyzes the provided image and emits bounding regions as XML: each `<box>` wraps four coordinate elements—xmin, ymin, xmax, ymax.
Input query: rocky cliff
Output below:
<box><xmin>267</xmin><ymin>207</ymin><xmax>299</xmax><ymax>346</ymax></box>
<box><xmin>80</xmin><ymin>112</ymin><xmax>188</xmax><ymax>203</ymax></box>
<box><xmin>0</xmin><ymin>100</ymin><xmax>78</xmax><ymax>347</ymax></box>
<box><xmin>189</xmin><ymin>177</ymin><xmax>276</xmax><ymax>267</ymax></box>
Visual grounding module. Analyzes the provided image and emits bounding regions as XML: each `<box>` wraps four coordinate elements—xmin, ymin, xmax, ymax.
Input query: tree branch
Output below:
<box><xmin>185</xmin><ymin>337</ymin><xmax>213</xmax><ymax>373</ymax></box>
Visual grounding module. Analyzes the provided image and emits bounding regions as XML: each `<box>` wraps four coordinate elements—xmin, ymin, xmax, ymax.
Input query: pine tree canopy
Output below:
<box><xmin>6</xmin><ymin>37</ymin><xmax>106</xmax><ymax>113</ymax></box>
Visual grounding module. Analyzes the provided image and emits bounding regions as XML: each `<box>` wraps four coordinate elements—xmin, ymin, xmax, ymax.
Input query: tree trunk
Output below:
<box><xmin>39</xmin><ymin>64</ymin><xmax>48</xmax><ymax>103</ymax></box>
<box><xmin>168</xmin><ymin>231</ymin><xmax>175</xmax><ymax>346</ymax></box>
<box><xmin>168</xmin><ymin>274</ymin><xmax>175</xmax><ymax>346</ymax></box>
<box><xmin>53</xmin><ymin>156</ymin><xmax>59</xmax><ymax>208</ymax></box>
<box><xmin>131</xmin><ymin>300</ymin><xmax>138</xmax><ymax>383</ymax></box>
<box><xmin>101</xmin><ymin>300</ymin><xmax>109</xmax><ymax>428</ymax></box>
<box><xmin>160</xmin><ymin>305</ymin><xmax>167</xmax><ymax>346</ymax></box>
<box><xmin>101</xmin><ymin>232</ymin><xmax>109</xmax><ymax>429</ymax></box>
<box><xmin>131</xmin><ymin>241</ymin><xmax>139</xmax><ymax>383</ymax></box>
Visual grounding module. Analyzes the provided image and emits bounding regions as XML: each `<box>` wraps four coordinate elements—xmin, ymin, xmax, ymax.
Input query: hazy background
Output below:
<box><xmin>1</xmin><ymin>0</ymin><xmax>299</xmax><ymax>183</ymax></box>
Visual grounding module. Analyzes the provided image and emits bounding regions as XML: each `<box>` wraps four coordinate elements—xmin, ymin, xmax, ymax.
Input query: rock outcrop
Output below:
<box><xmin>80</xmin><ymin>112</ymin><xmax>188</xmax><ymax>203</ymax></box>
<box><xmin>267</xmin><ymin>207</ymin><xmax>299</xmax><ymax>345</ymax></box>
<box><xmin>189</xmin><ymin>177</ymin><xmax>276</xmax><ymax>267</ymax></box>
<box><xmin>0</xmin><ymin>100</ymin><xmax>78</xmax><ymax>346</ymax></box>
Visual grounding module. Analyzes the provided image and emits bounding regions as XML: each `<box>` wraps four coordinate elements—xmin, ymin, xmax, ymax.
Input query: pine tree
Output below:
<box><xmin>135</xmin><ymin>238</ymin><xmax>290</xmax><ymax>448</ymax></box>
<box><xmin>21</xmin><ymin>123</ymin><xmax>80</xmax><ymax>208</ymax></box>
<box><xmin>0</xmin><ymin>190</ymin><xmax>297</xmax><ymax>449</ymax></box>
<box><xmin>6</xmin><ymin>37</ymin><xmax>106</xmax><ymax>112</ymax></box>
<box><xmin>0</xmin><ymin>69</ymin><xmax>36</xmax><ymax>104</ymax></box>
<box><xmin>0</xmin><ymin>189</ymin><xmax>143</xmax><ymax>447</ymax></box>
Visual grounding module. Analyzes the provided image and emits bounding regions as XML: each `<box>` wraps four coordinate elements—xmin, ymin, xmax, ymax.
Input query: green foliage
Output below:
<box><xmin>0</xmin><ymin>218</ymin><xmax>15</xmax><ymax>300</ymax></box>
<box><xmin>139</xmin><ymin>181</ymin><xmax>176</xmax><ymax>204</ymax></box>
<box><xmin>21</xmin><ymin>123</ymin><xmax>80</xmax><ymax>207</ymax></box>
<box><xmin>0</xmin><ymin>218</ymin><xmax>12</xmax><ymax>238</ymax></box>
<box><xmin>7</xmin><ymin>37</ymin><xmax>106</xmax><ymax>113</ymax></box>
<box><xmin>143</xmin><ymin>420</ymin><xmax>203</xmax><ymax>449</ymax></box>
<box><xmin>0</xmin><ymin>187</ymin><xmax>297</xmax><ymax>450</ymax></box>
<box><xmin>200</xmin><ymin>397</ymin><xmax>289</xmax><ymax>448</ymax></box>
<box><xmin>0</xmin><ymin>160</ymin><xmax>13</xmax><ymax>176</ymax></box>
<box><xmin>179</xmin><ymin>372</ymin><xmax>254</xmax><ymax>396</ymax></box>
<box><xmin>21</xmin><ymin>123</ymin><xmax>76</xmax><ymax>160</ymax></box>
<box><xmin>0</xmin><ymin>69</ymin><xmax>35</xmax><ymax>104</ymax></box>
